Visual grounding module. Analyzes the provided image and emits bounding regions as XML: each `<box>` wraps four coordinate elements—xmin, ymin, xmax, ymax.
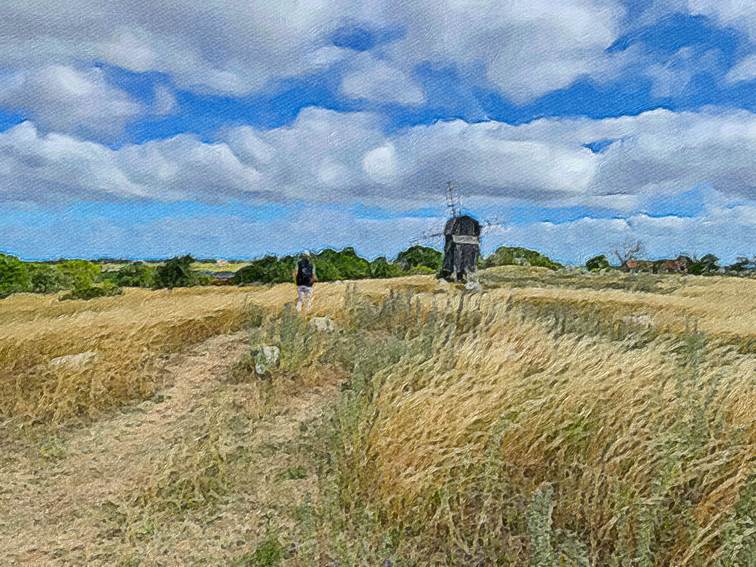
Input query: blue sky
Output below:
<box><xmin>0</xmin><ymin>1</ymin><xmax>754</xmax><ymax>264</ymax></box>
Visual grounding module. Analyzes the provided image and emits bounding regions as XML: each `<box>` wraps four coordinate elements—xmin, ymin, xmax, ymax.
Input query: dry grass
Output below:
<box><xmin>0</xmin><ymin>277</ymin><xmax>432</xmax><ymax>424</ymax></box>
<box><xmin>0</xmin><ymin>286</ymin><xmax>265</xmax><ymax>423</ymax></box>
<box><xmin>1</xmin><ymin>271</ymin><xmax>753</xmax><ymax>565</ymax></box>
<box><xmin>319</xmin><ymin>277</ymin><xmax>756</xmax><ymax>565</ymax></box>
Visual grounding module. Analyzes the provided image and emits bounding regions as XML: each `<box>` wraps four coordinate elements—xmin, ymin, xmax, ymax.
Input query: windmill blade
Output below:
<box><xmin>410</xmin><ymin>230</ymin><xmax>445</xmax><ymax>245</ymax></box>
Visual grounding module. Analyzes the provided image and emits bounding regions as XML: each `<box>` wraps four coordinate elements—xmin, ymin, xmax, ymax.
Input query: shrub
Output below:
<box><xmin>395</xmin><ymin>245</ymin><xmax>443</xmax><ymax>271</ymax></box>
<box><xmin>60</xmin><ymin>281</ymin><xmax>123</xmax><ymax>301</ymax></box>
<box><xmin>689</xmin><ymin>254</ymin><xmax>719</xmax><ymax>275</ymax></box>
<box><xmin>153</xmin><ymin>255</ymin><xmax>198</xmax><ymax>289</ymax></box>
<box><xmin>370</xmin><ymin>256</ymin><xmax>405</xmax><ymax>278</ymax></box>
<box><xmin>585</xmin><ymin>254</ymin><xmax>610</xmax><ymax>271</ymax></box>
<box><xmin>0</xmin><ymin>253</ymin><xmax>31</xmax><ymax>298</ymax></box>
<box><xmin>28</xmin><ymin>264</ymin><xmax>68</xmax><ymax>293</ymax></box>
<box><xmin>57</xmin><ymin>259</ymin><xmax>100</xmax><ymax>290</ymax></box>
<box><xmin>113</xmin><ymin>262</ymin><xmax>157</xmax><ymax>287</ymax></box>
<box><xmin>233</xmin><ymin>255</ymin><xmax>295</xmax><ymax>285</ymax></box>
<box><xmin>484</xmin><ymin>246</ymin><xmax>562</xmax><ymax>270</ymax></box>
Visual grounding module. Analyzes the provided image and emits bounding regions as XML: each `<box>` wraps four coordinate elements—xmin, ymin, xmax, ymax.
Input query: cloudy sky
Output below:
<box><xmin>1</xmin><ymin>0</ymin><xmax>754</xmax><ymax>264</ymax></box>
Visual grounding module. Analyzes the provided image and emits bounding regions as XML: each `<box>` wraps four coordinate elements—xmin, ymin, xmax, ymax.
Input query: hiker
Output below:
<box><xmin>293</xmin><ymin>251</ymin><xmax>316</xmax><ymax>312</ymax></box>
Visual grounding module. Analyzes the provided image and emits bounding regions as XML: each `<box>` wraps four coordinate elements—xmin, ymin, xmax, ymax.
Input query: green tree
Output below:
<box><xmin>113</xmin><ymin>262</ymin><xmax>156</xmax><ymax>287</ymax></box>
<box><xmin>689</xmin><ymin>254</ymin><xmax>719</xmax><ymax>275</ymax></box>
<box><xmin>395</xmin><ymin>245</ymin><xmax>443</xmax><ymax>271</ymax></box>
<box><xmin>316</xmin><ymin>248</ymin><xmax>371</xmax><ymax>280</ymax></box>
<box><xmin>726</xmin><ymin>256</ymin><xmax>755</xmax><ymax>273</ymax></box>
<box><xmin>0</xmin><ymin>253</ymin><xmax>31</xmax><ymax>298</ymax></box>
<box><xmin>370</xmin><ymin>256</ymin><xmax>404</xmax><ymax>278</ymax></box>
<box><xmin>28</xmin><ymin>264</ymin><xmax>68</xmax><ymax>293</ymax></box>
<box><xmin>585</xmin><ymin>254</ymin><xmax>610</xmax><ymax>271</ymax></box>
<box><xmin>57</xmin><ymin>260</ymin><xmax>100</xmax><ymax>290</ymax></box>
<box><xmin>484</xmin><ymin>246</ymin><xmax>562</xmax><ymax>270</ymax></box>
<box><xmin>153</xmin><ymin>255</ymin><xmax>198</xmax><ymax>289</ymax></box>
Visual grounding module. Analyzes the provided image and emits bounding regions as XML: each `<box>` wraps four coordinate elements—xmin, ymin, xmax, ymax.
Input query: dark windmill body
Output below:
<box><xmin>411</xmin><ymin>182</ymin><xmax>501</xmax><ymax>283</ymax></box>
<box><xmin>439</xmin><ymin>214</ymin><xmax>481</xmax><ymax>282</ymax></box>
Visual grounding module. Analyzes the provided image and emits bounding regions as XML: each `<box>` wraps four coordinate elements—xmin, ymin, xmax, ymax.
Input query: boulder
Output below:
<box><xmin>49</xmin><ymin>351</ymin><xmax>98</xmax><ymax>370</ymax></box>
<box><xmin>310</xmin><ymin>316</ymin><xmax>336</xmax><ymax>332</ymax></box>
<box><xmin>464</xmin><ymin>279</ymin><xmax>482</xmax><ymax>293</ymax></box>
<box><xmin>254</xmin><ymin>345</ymin><xmax>280</xmax><ymax>376</ymax></box>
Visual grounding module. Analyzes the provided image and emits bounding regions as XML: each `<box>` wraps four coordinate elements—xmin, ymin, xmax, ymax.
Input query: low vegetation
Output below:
<box><xmin>1</xmin><ymin>267</ymin><xmax>754</xmax><ymax>565</ymax></box>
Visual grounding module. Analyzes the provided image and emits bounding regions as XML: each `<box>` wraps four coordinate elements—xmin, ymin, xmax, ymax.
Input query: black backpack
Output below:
<box><xmin>297</xmin><ymin>259</ymin><xmax>314</xmax><ymax>286</ymax></box>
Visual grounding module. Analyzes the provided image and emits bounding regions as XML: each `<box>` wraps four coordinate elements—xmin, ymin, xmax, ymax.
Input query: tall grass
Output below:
<box><xmin>0</xmin><ymin>287</ymin><xmax>262</xmax><ymax>423</ymax></box>
<box><xmin>314</xmin><ymin>287</ymin><xmax>755</xmax><ymax>565</ymax></box>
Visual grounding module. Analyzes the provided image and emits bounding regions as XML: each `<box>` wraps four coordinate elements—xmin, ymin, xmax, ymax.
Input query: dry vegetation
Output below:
<box><xmin>1</xmin><ymin>270</ymin><xmax>754</xmax><ymax>565</ymax></box>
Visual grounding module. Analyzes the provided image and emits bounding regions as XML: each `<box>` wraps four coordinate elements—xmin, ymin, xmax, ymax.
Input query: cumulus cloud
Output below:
<box><xmin>0</xmin><ymin>65</ymin><xmax>142</xmax><ymax>138</ymax></box>
<box><xmin>686</xmin><ymin>0</ymin><xmax>756</xmax><ymax>40</ymax></box>
<box><xmin>0</xmin><ymin>1</ymin><xmax>361</xmax><ymax>96</ymax></box>
<box><xmin>2</xmin><ymin>107</ymin><xmax>755</xmax><ymax>208</ymax></box>
<box><xmin>341</xmin><ymin>53</ymin><xmax>425</xmax><ymax>105</ymax></box>
<box><xmin>377</xmin><ymin>0</ymin><xmax>629</xmax><ymax>104</ymax></box>
<box><xmin>0</xmin><ymin>0</ymin><xmax>633</xmax><ymax>107</ymax></box>
<box><xmin>726</xmin><ymin>53</ymin><xmax>756</xmax><ymax>83</ymax></box>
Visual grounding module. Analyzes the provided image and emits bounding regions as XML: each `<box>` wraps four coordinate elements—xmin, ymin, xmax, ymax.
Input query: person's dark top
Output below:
<box><xmin>296</xmin><ymin>258</ymin><xmax>315</xmax><ymax>287</ymax></box>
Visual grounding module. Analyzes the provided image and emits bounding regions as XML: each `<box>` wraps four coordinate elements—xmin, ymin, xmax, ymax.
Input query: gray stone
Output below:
<box><xmin>254</xmin><ymin>345</ymin><xmax>280</xmax><ymax>376</ymax></box>
<box><xmin>310</xmin><ymin>316</ymin><xmax>336</xmax><ymax>332</ymax></box>
<box><xmin>49</xmin><ymin>351</ymin><xmax>98</xmax><ymax>370</ymax></box>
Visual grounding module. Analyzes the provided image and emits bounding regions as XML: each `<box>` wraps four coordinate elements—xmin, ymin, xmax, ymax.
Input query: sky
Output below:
<box><xmin>0</xmin><ymin>0</ymin><xmax>754</xmax><ymax>265</ymax></box>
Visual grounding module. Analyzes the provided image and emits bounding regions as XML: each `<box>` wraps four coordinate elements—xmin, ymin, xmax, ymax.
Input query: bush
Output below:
<box><xmin>28</xmin><ymin>264</ymin><xmax>68</xmax><ymax>293</ymax></box>
<box><xmin>585</xmin><ymin>254</ymin><xmax>610</xmax><ymax>271</ymax></box>
<box><xmin>57</xmin><ymin>259</ymin><xmax>100</xmax><ymax>290</ymax></box>
<box><xmin>113</xmin><ymin>262</ymin><xmax>157</xmax><ymax>287</ymax></box>
<box><xmin>370</xmin><ymin>256</ymin><xmax>405</xmax><ymax>278</ymax></box>
<box><xmin>153</xmin><ymin>255</ymin><xmax>199</xmax><ymax>289</ymax></box>
<box><xmin>689</xmin><ymin>254</ymin><xmax>719</xmax><ymax>275</ymax></box>
<box><xmin>0</xmin><ymin>253</ymin><xmax>31</xmax><ymax>298</ymax></box>
<box><xmin>484</xmin><ymin>246</ymin><xmax>562</xmax><ymax>270</ymax></box>
<box><xmin>395</xmin><ymin>245</ymin><xmax>443</xmax><ymax>271</ymax></box>
<box><xmin>233</xmin><ymin>255</ymin><xmax>295</xmax><ymax>285</ymax></box>
<box><xmin>60</xmin><ymin>281</ymin><xmax>123</xmax><ymax>301</ymax></box>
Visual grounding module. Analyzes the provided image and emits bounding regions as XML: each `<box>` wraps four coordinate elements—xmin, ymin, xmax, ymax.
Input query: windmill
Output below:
<box><xmin>411</xmin><ymin>182</ymin><xmax>505</xmax><ymax>282</ymax></box>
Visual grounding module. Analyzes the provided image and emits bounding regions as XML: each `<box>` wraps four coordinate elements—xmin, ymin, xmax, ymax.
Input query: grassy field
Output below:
<box><xmin>1</xmin><ymin>270</ymin><xmax>753</xmax><ymax>565</ymax></box>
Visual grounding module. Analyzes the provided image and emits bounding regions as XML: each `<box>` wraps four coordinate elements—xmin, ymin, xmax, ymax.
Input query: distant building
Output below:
<box><xmin>623</xmin><ymin>255</ymin><xmax>692</xmax><ymax>274</ymax></box>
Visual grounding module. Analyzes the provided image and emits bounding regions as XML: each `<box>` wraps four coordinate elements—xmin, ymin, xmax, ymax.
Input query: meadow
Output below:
<box><xmin>0</xmin><ymin>270</ymin><xmax>753</xmax><ymax>565</ymax></box>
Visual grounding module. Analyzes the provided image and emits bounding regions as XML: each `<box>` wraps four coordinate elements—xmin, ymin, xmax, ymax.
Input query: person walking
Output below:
<box><xmin>293</xmin><ymin>251</ymin><xmax>316</xmax><ymax>312</ymax></box>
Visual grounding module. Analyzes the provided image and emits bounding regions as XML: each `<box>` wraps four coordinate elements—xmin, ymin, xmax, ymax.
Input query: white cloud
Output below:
<box><xmin>152</xmin><ymin>85</ymin><xmax>177</xmax><ymax>115</ymax></box>
<box><xmin>686</xmin><ymin>0</ymin><xmax>756</xmax><ymax>40</ymax></box>
<box><xmin>726</xmin><ymin>53</ymin><xmax>756</xmax><ymax>83</ymax></box>
<box><xmin>0</xmin><ymin>1</ymin><xmax>632</xmax><ymax>106</ymax></box>
<box><xmin>1</xmin><ymin>107</ymin><xmax>754</xmax><ymax>209</ymax></box>
<box><xmin>0</xmin><ymin>1</ymin><xmax>361</xmax><ymax>96</ymax></box>
<box><xmin>341</xmin><ymin>53</ymin><xmax>424</xmax><ymax>105</ymax></box>
<box><xmin>377</xmin><ymin>0</ymin><xmax>628</xmax><ymax>104</ymax></box>
<box><xmin>0</xmin><ymin>65</ymin><xmax>142</xmax><ymax>138</ymax></box>
<box><xmin>645</xmin><ymin>47</ymin><xmax>720</xmax><ymax>97</ymax></box>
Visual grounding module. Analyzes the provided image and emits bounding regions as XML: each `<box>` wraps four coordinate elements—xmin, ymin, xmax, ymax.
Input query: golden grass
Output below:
<box><xmin>325</xmin><ymin>277</ymin><xmax>756</xmax><ymax>564</ymax></box>
<box><xmin>0</xmin><ymin>287</ymin><xmax>263</xmax><ymax>423</ymax></box>
<box><xmin>1</xmin><ymin>270</ymin><xmax>753</xmax><ymax>564</ymax></box>
<box><xmin>0</xmin><ymin>277</ymin><xmax>433</xmax><ymax>424</ymax></box>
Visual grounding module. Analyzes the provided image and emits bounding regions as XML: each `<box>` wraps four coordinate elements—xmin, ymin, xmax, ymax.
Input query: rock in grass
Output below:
<box><xmin>310</xmin><ymin>316</ymin><xmax>336</xmax><ymax>332</ymax></box>
<box><xmin>49</xmin><ymin>351</ymin><xmax>98</xmax><ymax>370</ymax></box>
<box><xmin>254</xmin><ymin>345</ymin><xmax>280</xmax><ymax>376</ymax></box>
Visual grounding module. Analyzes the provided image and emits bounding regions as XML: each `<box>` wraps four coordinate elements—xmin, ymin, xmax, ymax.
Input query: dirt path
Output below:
<box><xmin>1</xmin><ymin>330</ymin><xmax>342</xmax><ymax>566</ymax></box>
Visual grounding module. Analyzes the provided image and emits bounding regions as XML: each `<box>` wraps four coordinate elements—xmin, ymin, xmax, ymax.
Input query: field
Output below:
<box><xmin>1</xmin><ymin>270</ymin><xmax>754</xmax><ymax>565</ymax></box>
